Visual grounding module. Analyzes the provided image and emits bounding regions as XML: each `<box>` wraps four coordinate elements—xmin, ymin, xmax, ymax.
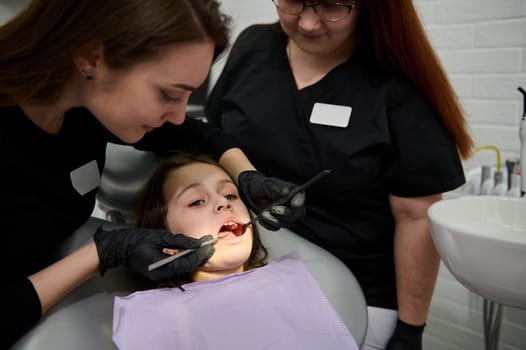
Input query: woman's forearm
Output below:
<box><xmin>219</xmin><ymin>147</ymin><xmax>256</xmax><ymax>183</ymax></box>
<box><xmin>390</xmin><ymin>194</ymin><xmax>442</xmax><ymax>325</ymax></box>
<box><xmin>28</xmin><ymin>242</ymin><xmax>100</xmax><ymax>314</ymax></box>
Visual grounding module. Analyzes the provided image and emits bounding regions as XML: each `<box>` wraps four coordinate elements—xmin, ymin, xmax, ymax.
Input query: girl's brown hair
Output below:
<box><xmin>134</xmin><ymin>152</ymin><xmax>268</xmax><ymax>283</ymax></box>
<box><xmin>0</xmin><ymin>0</ymin><xmax>231</xmax><ymax>105</ymax></box>
<box><xmin>358</xmin><ymin>0</ymin><xmax>474</xmax><ymax>158</ymax></box>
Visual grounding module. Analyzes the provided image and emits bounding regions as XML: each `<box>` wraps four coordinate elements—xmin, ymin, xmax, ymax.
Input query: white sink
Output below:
<box><xmin>428</xmin><ymin>196</ymin><xmax>526</xmax><ymax>309</ymax></box>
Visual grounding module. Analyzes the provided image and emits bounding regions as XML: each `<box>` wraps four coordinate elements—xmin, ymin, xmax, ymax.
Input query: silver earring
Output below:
<box><xmin>81</xmin><ymin>69</ymin><xmax>93</xmax><ymax>80</ymax></box>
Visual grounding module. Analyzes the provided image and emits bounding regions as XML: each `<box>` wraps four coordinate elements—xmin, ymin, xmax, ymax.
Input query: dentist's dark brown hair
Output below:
<box><xmin>0</xmin><ymin>0</ymin><xmax>231</xmax><ymax>106</ymax></box>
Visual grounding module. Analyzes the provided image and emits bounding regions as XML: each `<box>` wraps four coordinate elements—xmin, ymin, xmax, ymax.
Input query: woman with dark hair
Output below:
<box><xmin>0</xmin><ymin>1</ymin><xmax>304</xmax><ymax>347</ymax></box>
<box><xmin>205</xmin><ymin>1</ymin><xmax>474</xmax><ymax>349</ymax></box>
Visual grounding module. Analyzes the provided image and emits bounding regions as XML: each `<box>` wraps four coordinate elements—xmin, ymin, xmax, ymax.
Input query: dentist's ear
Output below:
<box><xmin>80</xmin><ymin>70</ymin><xmax>93</xmax><ymax>80</ymax></box>
<box><xmin>72</xmin><ymin>43</ymin><xmax>104</xmax><ymax>80</ymax></box>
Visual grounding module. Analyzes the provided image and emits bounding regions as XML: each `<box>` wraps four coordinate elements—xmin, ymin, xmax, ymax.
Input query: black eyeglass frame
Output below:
<box><xmin>271</xmin><ymin>0</ymin><xmax>358</xmax><ymax>22</ymax></box>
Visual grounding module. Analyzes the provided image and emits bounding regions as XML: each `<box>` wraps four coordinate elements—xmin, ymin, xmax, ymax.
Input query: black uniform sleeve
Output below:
<box><xmin>4</xmin><ymin>277</ymin><xmax>42</xmax><ymax>348</ymax></box>
<box><xmin>384</xmin><ymin>81</ymin><xmax>465</xmax><ymax>197</ymax></box>
<box><xmin>206</xmin><ymin>24</ymin><xmax>282</xmax><ymax>127</ymax></box>
<box><xmin>205</xmin><ymin>27</ymin><xmax>250</xmax><ymax>127</ymax></box>
<box><xmin>133</xmin><ymin>115</ymin><xmax>239</xmax><ymax>160</ymax></box>
<box><xmin>206</xmin><ymin>66</ymin><xmax>229</xmax><ymax>127</ymax></box>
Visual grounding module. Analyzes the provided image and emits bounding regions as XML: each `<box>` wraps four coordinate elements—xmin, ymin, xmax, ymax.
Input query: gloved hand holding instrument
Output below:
<box><xmin>238</xmin><ymin>169</ymin><xmax>331</xmax><ymax>231</ymax></box>
<box><xmin>93</xmin><ymin>227</ymin><xmax>215</xmax><ymax>281</ymax></box>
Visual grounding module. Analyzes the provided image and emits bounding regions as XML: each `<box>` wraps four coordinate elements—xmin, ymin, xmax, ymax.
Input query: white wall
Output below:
<box><xmin>419</xmin><ymin>0</ymin><xmax>526</xmax><ymax>171</ymax></box>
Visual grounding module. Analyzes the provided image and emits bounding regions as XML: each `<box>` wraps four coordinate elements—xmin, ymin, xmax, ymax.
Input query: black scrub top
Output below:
<box><xmin>206</xmin><ymin>24</ymin><xmax>465</xmax><ymax>309</ymax></box>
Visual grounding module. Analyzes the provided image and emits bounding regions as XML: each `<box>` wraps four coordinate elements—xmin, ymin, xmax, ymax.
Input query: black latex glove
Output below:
<box><xmin>385</xmin><ymin>319</ymin><xmax>425</xmax><ymax>350</ymax></box>
<box><xmin>93</xmin><ymin>227</ymin><xmax>215</xmax><ymax>281</ymax></box>
<box><xmin>238</xmin><ymin>170</ymin><xmax>306</xmax><ymax>231</ymax></box>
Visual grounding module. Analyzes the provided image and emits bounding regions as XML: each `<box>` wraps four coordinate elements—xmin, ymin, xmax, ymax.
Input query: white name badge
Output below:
<box><xmin>70</xmin><ymin>160</ymin><xmax>101</xmax><ymax>196</ymax></box>
<box><xmin>309</xmin><ymin>102</ymin><xmax>352</xmax><ymax>128</ymax></box>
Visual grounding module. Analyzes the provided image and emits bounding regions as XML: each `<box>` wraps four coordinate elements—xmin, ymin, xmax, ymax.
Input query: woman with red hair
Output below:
<box><xmin>205</xmin><ymin>1</ymin><xmax>474</xmax><ymax>349</ymax></box>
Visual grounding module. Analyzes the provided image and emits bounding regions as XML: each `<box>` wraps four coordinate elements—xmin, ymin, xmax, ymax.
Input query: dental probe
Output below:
<box><xmin>240</xmin><ymin>169</ymin><xmax>332</xmax><ymax>234</ymax></box>
<box><xmin>148</xmin><ymin>236</ymin><xmax>218</xmax><ymax>271</ymax></box>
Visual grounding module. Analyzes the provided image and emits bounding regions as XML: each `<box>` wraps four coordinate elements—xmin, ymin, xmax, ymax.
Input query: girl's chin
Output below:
<box><xmin>200</xmin><ymin>259</ymin><xmax>247</xmax><ymax>274</ymax></box>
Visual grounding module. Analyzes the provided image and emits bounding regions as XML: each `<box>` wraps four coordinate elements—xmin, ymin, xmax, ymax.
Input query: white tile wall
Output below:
<box><xmin>2</xmin><ymin>0</ymin><xmax>525</xmax><ymax>349</ymax></box>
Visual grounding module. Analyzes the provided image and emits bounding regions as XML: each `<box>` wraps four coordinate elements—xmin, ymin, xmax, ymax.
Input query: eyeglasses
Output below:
<box><xmin>271</xmin><ymin>0</ymin><xmax>358</xmax><ymax>23</ymax></box>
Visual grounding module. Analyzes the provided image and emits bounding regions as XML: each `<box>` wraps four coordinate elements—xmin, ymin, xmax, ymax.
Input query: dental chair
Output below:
<box><xmin>11</xmin><ymin>137</ymin><xmax>368</xmax><ymax>350</ymax></box>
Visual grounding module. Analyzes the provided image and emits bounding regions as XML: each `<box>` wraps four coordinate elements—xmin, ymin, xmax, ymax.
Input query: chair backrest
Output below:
<box><xmin>96</xmin><ymin>144</ymin><xmax>163</xmax><ymax>223</ymax></box>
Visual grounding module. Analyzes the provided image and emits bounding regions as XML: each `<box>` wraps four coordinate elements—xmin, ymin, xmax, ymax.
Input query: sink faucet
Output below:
<box><xmin>519</xmin><ymin>86</ymin><xmax>526</xmax><ymax>197</ymax></box>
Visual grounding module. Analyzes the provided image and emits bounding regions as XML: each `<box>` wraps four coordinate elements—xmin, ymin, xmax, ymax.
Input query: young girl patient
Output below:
<box><xmin>133</xmin><ymin>152</ymin><xmax>268</xmax><ymax>285</ymax></box>
<box><xmin>112</xmin><ymin>152</ymin><xmax>358</xmax><ymax>350</ymax></box>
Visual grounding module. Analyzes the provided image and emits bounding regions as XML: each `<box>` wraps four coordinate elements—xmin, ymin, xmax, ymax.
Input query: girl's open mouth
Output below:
<box><xmin>217</xmin><ymin>221</ymin><xmax>243</xmax><ymax>238</ymax></box>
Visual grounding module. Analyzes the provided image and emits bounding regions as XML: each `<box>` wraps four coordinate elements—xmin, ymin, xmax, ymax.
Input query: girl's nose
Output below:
<box><xmin>216</xmin><ymin>199</ymin><xmax>232</xmax><ymax>212</ymax></box>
